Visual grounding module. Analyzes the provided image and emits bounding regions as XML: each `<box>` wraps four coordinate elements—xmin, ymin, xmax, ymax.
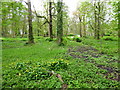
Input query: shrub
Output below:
<box><xmin>73</xmin><ymin>37</ymin><xmax>82</xmax><ymax>42</ymax></box>
<box><xmin>104</xmin><ymin>32</ymin><xmax>112</xmax><ymax>36</ymax></box>
<box><xmin>67</xmin><ymin>34</ymin><xmax>75</xmax><ymax>36</ymax></box>
<box><xmin>62</xmin><ymin>37</ymin><xmax>68</xmax><ymax>45</ymax></box>
<box><xmin>75</xmin><ymin>38</ymin><xmax>82</xmax><ymax>42</ymax></box>
<box><xmin>47</xmin><ymin>60</ymin><xmax>68</xmax><ymax>71</ymax></box>
<box><xmin>66</xmin><ymin>36</ymin><xmax>74</xmax><ymax>41</ymax></box>
<box><xmin>102</xmin><ymin>36</ymin><xmax>118</xmax><ymax>41</ymax></box>
<box><xmin>45</xmin><ymin>38</ymin><xmax>53</xmax><ymax>42</ymax></box>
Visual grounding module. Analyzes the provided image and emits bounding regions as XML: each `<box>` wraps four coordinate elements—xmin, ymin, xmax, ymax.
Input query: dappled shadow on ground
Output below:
<box><xmin>68</xmin><ymin>46</ymin><xmax>120</xmax><ymax>81</ymax></box>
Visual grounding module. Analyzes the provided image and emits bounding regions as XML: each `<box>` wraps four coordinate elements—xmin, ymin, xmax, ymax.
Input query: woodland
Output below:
<box><xmin>1</xmin><ymin>0</ymin><xmax>120</xmax><ymax>89</ymax></box>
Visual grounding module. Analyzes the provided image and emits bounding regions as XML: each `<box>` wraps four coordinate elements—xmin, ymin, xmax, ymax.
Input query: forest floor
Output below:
<box><xmin>2</xmin><ymin>36</ymin><xmax>120</xmax><ymax>88</ymax></box>
<box><xmin>68</xmin><ymin>45</ymin><xmax>119</xmax><ymax>81</ymax></box>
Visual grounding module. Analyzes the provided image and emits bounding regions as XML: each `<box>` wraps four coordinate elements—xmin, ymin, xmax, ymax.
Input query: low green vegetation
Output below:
<box><xmin>2</xmin><ymin>37</ymin><xmax>119</xmax><ymax>88</ymax></box>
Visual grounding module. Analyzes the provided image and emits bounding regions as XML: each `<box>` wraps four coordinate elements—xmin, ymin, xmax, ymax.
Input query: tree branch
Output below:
<box><xmin>89</xmin><ymin>22</ymin><xmax>94</xmax><ymax>30</ymax></box>
<box><xmin>24</xmin><ymin>1</ymin><xmax>28</xmax><ymax>5</ymax></box>
<box><xmin>33</xmin><ymin>5</ymin><xmax>49</xmax><ymax>23</ymax></box>
<box><xmin>40</xmin><ymin>21</ymin><xmax>49</xmax><ymax>28</ymax></box>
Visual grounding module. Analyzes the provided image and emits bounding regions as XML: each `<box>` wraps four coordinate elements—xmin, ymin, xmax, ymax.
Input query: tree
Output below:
<box><xmin>96</xmin><ymin>1</ymin><xmax>100</xmax><ymax>40</ymax></box>
<box><xmin>27</xmin><ymin>0</ymin><xmax>34</xmax><ymax>43</ymax></box>
<box><xmin>118</xmin><ymin>1</ymin><xmax>120</xmax><ymax>38</ymax></box>
<box><xmin>49</xmin><ymin>0</ymin><xmax>53</xmax><ymax>39</ymax></box>
<box><xmin>1</xmin><ymin>1</ymin><xmax>25</xmax><ymax>37</ymax></box>
<box><xmin>94</xmin><ymin>1</ymin><xmax>97</xmax><ymax>39</ymax></box>
<box><xmin>57</xmin><ymin>0</ymin><xmax>63</xmax><ymax>45</ymax></box>
<box><xmin>93</xmin><ymin>0</ymin><xmax>106</xmax><ymax>39</ymax></box>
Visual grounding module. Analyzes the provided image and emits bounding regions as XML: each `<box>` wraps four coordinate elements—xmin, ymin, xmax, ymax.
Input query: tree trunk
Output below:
<box><xmin>118</xmin><ymin>1</ymin><xmax>120</xmax><ymax>38</ymax></box>
<box><xmin>57</xmin><ymin>0</ymin><xmax>63</xmax><ymax>46</ymax></box>
<box><xmin>27</xmin><ymin>0</ymin><xmax>34</xmax><ymax>43</ymax></box>
<box><xmin>94</xmin><ymin>2</ymin><xmax>97</xmax><ymax>39</ymax></box>
<box><xmin>2</xmin><ymin>18</ymin><xmax>7</xmax><ymax>37</ymax></box>
<box><xmin>22</xmin><ymin>15</ymin><xmax>26</xmax><ymax>37</ymax></box>
<box><xmin>49</xmin><ymin>0</ymin><xmax>53</xmax><ymax>39</ymax></box>
<box><xmin>97</xmin><ymin>1</ymin><xmax>100</xmax><ymax>40</ymax></box>
<box><xmin>83</xmin><ymin>15</ymin><xmax>86</xmax><ymax>37</ymax></box>
<box><xmin>79</xmin><ymin>17</ymin><xmax>82</xmax><ymax>37</ymax></box>
<box><xmin>2</xmin><ymin>3</ymin><xmax>7</xmax><ymax>37</ymax></box>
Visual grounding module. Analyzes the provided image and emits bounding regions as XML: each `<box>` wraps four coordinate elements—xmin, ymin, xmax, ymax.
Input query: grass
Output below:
<box><xmin>2</xmin><ymin>36</ymin><xmax>119</xmax><ymax>88</ymax></box>
<box><xmin>81</xmin><ymin>37</ymin><xmax>118</xmax><ymax>56</ymax></box>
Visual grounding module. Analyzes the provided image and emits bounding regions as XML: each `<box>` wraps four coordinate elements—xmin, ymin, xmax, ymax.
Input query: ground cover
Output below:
<box><xmin>2</xmin><ymin>37</ymin><xmax>119</xmax><ymax>88</ymax></box>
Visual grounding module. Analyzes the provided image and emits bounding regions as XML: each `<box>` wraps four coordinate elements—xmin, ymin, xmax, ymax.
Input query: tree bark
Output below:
<box><xmin>83</xmin><ymin>15</ymin><xmax>86</xmax><ymax>37</ymax></box>
<box><xmin>79</xmin><ymin>17</ymin><xmax>82</xmax><ymax>37</ymax></box>
<box><xmin>27</xmin><ymin>0</ymin><xmax>34</xmax><ymax>43</ymax></box>
<box><xmin>49</xmin><ymin>0</ymin><xmax>53</xmax><ymax>39</ymax></box>
<box><xmin>97</xmin><ymin>1</ymin><xmax>100</xmax><ymax>40</ymax></box>
<box><xmin>94</xmin><ymin>2</ymin><xmax>97</xmax><ymax>39</ymax></box>
<box><xmin>57</xmin><ymin>0</ymin><xmax>63</xmax><ymax>46</ymax></box>
<box><xmin>118</xmin><ymin>1</ymin><xmax>120</xmax><ymax>38</ymax></box>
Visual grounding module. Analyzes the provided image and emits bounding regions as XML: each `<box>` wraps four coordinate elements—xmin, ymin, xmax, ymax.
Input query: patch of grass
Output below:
<box><xmin>81</xmin><ymin>37</ymin><xmax>118</xmax><ymax>56</ymax></box>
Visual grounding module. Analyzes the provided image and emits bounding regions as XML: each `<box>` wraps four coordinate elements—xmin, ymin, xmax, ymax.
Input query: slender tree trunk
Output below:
<box><xmin>94</xmin><ymin>2</ymin><xmax>97</xmax><ymax>39</ymax></box>
<box><xmin>49</xmin><ymin>0</ymin><xmax>53</xmax><ymax>39</ymax></box>
<box><xmin>22</xmin><ymin>14</ymin><xmax>26</xmax><ymax>37</ymax></box>
<box><xmin>37</xmin><ymin>18</ymin><xmax>40</xmax><ymax>36</ymax></box>
<box><xmin>97</xmin><ymin>1</ymin><xmax>100</xmax><ymax>40</ymax></box>
<box><xmin>83</xmin><ymin>15</ymin><xmax>86</xmax><ymax>37</ymax></box>
<box><xmin>27</xmin><ymin>0</ymin><xmax>34</xmax><ymax>43</ymax></box>
<box><xmin>79</xmin><ymin>17</ymin><xmax>82</xmax><ymax>37</ymax></box>
<box><xmin>57</xmin><ymin>0</ymin><xmax>63</xmax><ymax>46</ymax></box>
<box><xmin>2</xmin><ymin>18</ymin><xmax>6</xmax><ymax>37</ymax></box>
<box><xmin>118</xmin><ymin>1</ymin><xmax>120</xmax><ymax>38</ymax></box>
<box><xmin>2</xmin><ymin>3</ymin><xmax>7</xmax><ymax>37</ymax></box>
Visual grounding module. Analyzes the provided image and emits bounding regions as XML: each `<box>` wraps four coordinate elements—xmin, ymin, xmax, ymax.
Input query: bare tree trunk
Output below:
<box><xmin>94</xmin><ymin>2</ymin><xmax>97</xmax><ymax>39</ymax></box>
<box><xmin>79</xmin><ymin>17</ymin><xmax>82</xmax><ymax>37</ymax></box>
<box><xmin>2</xmin><ymin>18</ymin><xmax>7</xmax><ymax>37</ymax></box>
<box><xmin>27</xmin><ymin>0</ymin><xmax>34</xmax><ymax>43</ymax></box>
<box><xmin>57</xmin><ymin>0</ymin><xmax>63</xmax><ymax>46</ymax></box>
<box><xmin>22</xmin><ymin>14</ymin><xmax>26</xmax><ymax>37</ymax></box>
<box><xmin>49</xmin><ymin>0</ymin><xmax>53</xmax><ymax>39</ymax></box>
<box><xmin>97</xmin><ymin>1</ymin><xmax>100</xmax><ymax>40</ymax></box>
<box><xmin>118</xmin><ymin>1</ymin><xmax>120</xmax><ymax>38</ymax></box>
<box><xmin>83</xmin><ymin>15</ymin><xmax>86</xmax><ymax>37</ymax></box>
<box><xmin>2</xmin><ymin>3</ymin><xmax>7</xmax><ymax>37</ymax></box>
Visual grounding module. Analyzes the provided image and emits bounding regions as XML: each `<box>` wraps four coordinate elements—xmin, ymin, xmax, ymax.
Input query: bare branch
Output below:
<box><xmin>89</xmin><ymin>22</ymin><xmax>94</xmax><ymax>30</ymax></box>
<box><xmin>33</xmin><ymin>5</ymin><xmax>49</xmax><ymax>23</ymax></box>
<box><xmin>40</xmin><ymin>21</ymin><xmax>49</xmax><ymax>28</ymax></box>
<box><xmin>24</xmin><ymin>1</ymin><xmax>28</xmax><ymax>5</ymax></box>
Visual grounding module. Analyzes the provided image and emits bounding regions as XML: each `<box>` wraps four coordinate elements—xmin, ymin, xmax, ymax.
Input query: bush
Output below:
<box><xmin>62</xmin><ymin>37</ymin><xmax>68</xmax><ymax>45</ymax></box>
<box><xmin>47</xmin><ymin>60</ymin><xmax>68</xmax><ymax>71</ymax></box>
<box><xmin>45</xmin><ymin>38</ymin><xmax>53</xmax><ymax>42</ymax></box>
<box><xmin>102</xmin><ymin>36</ymin><xmax>118</xmax><ymax>41</ymax></box>
<box><xmin>66</xmin><ymin>36</ymin><xmax>74</xmax><ymax>41</ymax></box>
<box><xmin>67</xmin><ymin>34</ymin><xmax>75</xmax><ymax>36</ymax></box>
<box><xmin>73</xmin><ymin>37</ymin><xmax>82</xmax><ymax>42</ymax></box>
<box><xmin>104</xmin><ymin>32</ymin><xmax>112</xmax><ymax>36</ymax></box>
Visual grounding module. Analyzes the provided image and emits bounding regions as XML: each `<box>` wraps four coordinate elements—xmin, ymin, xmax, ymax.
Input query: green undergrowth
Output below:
<box><xmin>81</xmin><ymin>37</ymin><xmax>118</xmax><ymax>56</ymax></box>
<box><xmin>2</xmin><ymin>36</ymin><xmax>119</xmax><ymax>88</ymax></box>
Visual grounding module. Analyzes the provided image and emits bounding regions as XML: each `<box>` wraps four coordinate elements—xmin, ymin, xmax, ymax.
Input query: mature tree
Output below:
<box><xmin>27</xmin><ymin>0</ymin><xmax>34</xmax><ymax>43</ymax></box>
<box><xmin>94</xmin><ymin>1</ymin><xmax>97</xmax><ymax>39</ymax></box>
<box><xmin>49</xmin><ymin>0</ymin><xmax>53</xmax><ymax>39</ymax></box>
<box><xmin>57</xmin><ymin>0</ymin><xmax>63</xmax><ymax>45</ymax></box>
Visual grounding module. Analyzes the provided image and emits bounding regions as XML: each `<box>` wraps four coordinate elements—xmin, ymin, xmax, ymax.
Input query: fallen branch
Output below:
<box><xmin>48</xmin><ymin>70</ymin><xmax>68</xmax><ymax>89</ymax></box>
